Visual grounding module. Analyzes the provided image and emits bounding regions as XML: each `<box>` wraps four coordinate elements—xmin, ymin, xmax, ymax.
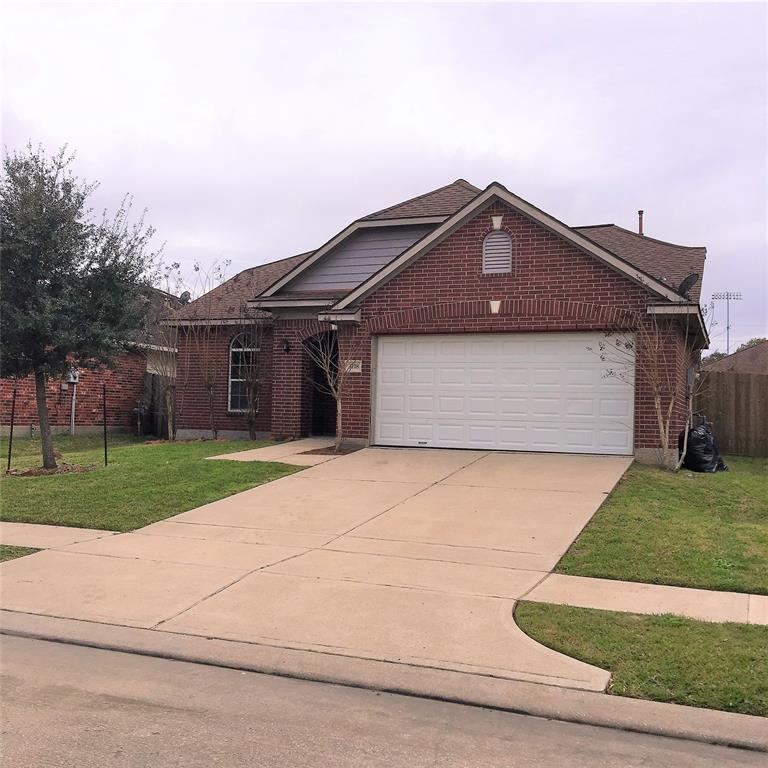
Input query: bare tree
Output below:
<box><xmin>185</xmin><ymin>261</ymin><xmax>229</xmax><ymax>439</ymax></box>
<box><xmin>234</xmin><ymin>302</ymin><xmax>266</xmax><ymax>440</ymax></box>
<box><xmin>304</xmin><ymin>324</ymin><xmax>365</xmax><ymax>452</ymax></box>
<box><xmin>138</xmin><ymin>262</ymin><xmax>187</xmax><ymax>441</ymax></box>
<box><xmin>590</xmin><ymin>310</ymin><xmax>706</xmax><ymax>470</ymax></box>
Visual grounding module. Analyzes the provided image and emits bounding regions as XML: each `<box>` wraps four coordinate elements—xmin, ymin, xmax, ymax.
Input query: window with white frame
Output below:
<box><xmin>482</xmin><ymin>230</ymin><xmax>513</xmax><ymax>274</ymax></box>
<box><xmin>228</xmin><ymin>333</ymin><xmax>259</xmax><ymax>412</ymax></box>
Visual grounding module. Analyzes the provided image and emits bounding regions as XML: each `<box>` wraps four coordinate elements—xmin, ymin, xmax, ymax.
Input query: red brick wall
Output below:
<box><xmin>175</xmin><ymin>325</ymin><xmax>275</xmax><ymax>434</ymax></box>
<box><xmin>0</xmin><ymin>353</ymin><xmax>146</xmax><ymax>430</ymax></box>
<box><xmin>332</xmin><ymin>202</ymin><xmax>690</xmax><ymax>450</ymax></box>
<box><xmin>184</xmin><ymin>201</ymin><xmax>694</xmax><ymax>453</ymax></box>
<box><xmin>269</xmin><ymin>321</ymin><xmax>326</xmax><ymax>438</ymax></box>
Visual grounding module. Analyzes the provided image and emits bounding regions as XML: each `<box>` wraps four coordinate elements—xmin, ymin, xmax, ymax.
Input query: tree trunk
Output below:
<box><xmin>674</xmin><ymin>391</ymin><xmax>694</xmax><ymax>472</ymax></box>
<box><xmin>334</xmin><ymin>395</ymin><xmax>343</xmax><ymax>453</ymax></box>
<box><xmin>34</xmin><ymin>369</ymin><xmax>57</xmax><ymax>469</ymax></box>
<box><xmin>207</xmin><ymin>386</ymin><xmax>217</xmax><ymax>439</ymax></box>
<box><xmin>165</xmin><ymin>385</ymin><xmax>175</xmax><ymax>441</ymax></box>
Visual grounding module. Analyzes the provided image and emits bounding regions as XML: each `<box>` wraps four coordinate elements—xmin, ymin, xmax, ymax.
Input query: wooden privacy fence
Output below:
<box><xmin>695</xmin><ymin>372</ymin><xmax>768</xmax><ymax>457</ymax></box>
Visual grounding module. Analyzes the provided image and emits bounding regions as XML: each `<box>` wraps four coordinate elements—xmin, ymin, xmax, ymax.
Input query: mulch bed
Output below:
<box><xmin>6</xmin><ymin>463</ymin><xmax>97</xmax><ymax>477</ymax></box>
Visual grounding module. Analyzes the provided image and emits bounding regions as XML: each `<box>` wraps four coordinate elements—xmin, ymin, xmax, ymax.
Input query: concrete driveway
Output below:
<box><xmin>1</xmin><ymin>448</ymin><xmax>631</xmax><ymax>691</ymax></box>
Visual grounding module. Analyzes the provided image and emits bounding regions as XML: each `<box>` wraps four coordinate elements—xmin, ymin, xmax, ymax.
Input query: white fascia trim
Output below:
<box><xmin>358</xmin><ymin>216</ymin><xmax>447</xmax><ymax>227</ymax></box>
<box><xmin>332</xmin><ymin>184</ymin><xmax>685</xmax><ymax>310</ymax></box>
<box><xmin>647</xmin><ymin>304</ymin><xmax>710</xmax><ymax>347</ymax></box>
<box><xmin>259</xmin><ymin>216</ymin><xmax>446</xmax><ymax>298</ymax></box>
<box><xmin>647</xmin><ymin>304</ymin><xmax>699</xmax><ymax>315</ymax></box>
<box><xmin>248</xmin><ymin>298</ymin><xmax>334</xmax><ymax>308</ymax></box>
<box><xmin>317</xmin><ymin>310</ymin><xmax>361</xmax><ymax>323</ymax></box>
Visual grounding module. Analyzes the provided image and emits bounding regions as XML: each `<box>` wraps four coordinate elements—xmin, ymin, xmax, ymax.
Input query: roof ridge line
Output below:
<box><xmin>361</xmin><ymin>179</ymin><xmax>480</xmax><ymax>220</ymax></box>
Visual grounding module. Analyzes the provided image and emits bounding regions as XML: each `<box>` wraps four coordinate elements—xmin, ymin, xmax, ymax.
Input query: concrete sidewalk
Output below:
<box><xmin>206</xmin><ymin>437</ymin><xmax>337</xmax><ymax>466</ymax></box>
<box><xmin>526</xmin><ymin>574</ymin><xmax>768</xmax><ymax>625</ymax></box>
<box><xmin>0</xmin><ymin>522</ymin><xmax>114</xmax><ymax>549</ymax></box>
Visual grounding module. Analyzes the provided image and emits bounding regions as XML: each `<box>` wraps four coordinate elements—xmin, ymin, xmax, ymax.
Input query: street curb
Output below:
<box><xmin>2</xmin><ymin>609</ymin><xmax>765</xmax><ymax>753</ymax></box>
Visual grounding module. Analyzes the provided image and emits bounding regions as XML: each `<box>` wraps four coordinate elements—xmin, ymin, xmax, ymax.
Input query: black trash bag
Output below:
<box><xmin>678</xmin><ymin>423</ymin><xmax>728</xmax><ymax>473</ymax></box>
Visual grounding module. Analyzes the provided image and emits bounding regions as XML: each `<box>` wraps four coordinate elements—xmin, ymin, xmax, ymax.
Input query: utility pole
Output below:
<box><xmin>711</xmin><ymin>291</ymin><xmax>742</xmax><ymax>354</ymax></box>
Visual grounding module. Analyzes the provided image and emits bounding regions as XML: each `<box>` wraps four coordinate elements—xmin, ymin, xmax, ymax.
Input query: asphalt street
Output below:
<box><xmin>0</xmin><ymin>635</ymin><xmax>762</xmax><ymax>767</ymax></box>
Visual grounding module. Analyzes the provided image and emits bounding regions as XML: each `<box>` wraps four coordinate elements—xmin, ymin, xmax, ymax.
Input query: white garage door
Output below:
<box><xmin>373</xmin><ymin>333</ymin><xmax>634</xmax><ymax>455</ymax></box>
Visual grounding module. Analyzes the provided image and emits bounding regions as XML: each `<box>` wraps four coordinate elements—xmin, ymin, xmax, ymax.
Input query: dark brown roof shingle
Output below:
<box><xmin>575</xmin><ymin>224</ymin><xmax>706</xmax><ymax>300</ymax></box>
<box><xmin>170</xmin><ymin>253</ymin><xmax>310</xmax><ymax>322</ymax></box>
<box><xmin>362</xmin><ymin>179</ymin><xmax>481</xmax><ymax>221</ymax></box>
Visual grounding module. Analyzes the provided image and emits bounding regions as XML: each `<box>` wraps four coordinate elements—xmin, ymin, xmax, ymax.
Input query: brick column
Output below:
<box><xmin>270</xmin><ymin>319</ymin><xmax>325</xmax><ymax>439</ymax></box>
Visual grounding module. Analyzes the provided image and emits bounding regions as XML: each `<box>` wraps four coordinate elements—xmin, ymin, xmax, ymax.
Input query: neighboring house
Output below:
<box><xmin>0</xmin><ymin>288</ymin><xmax>181</xmax><ymax>437</ymax></box>
<box><xmin>172</xmin><ymin>180</ymin><xmax>708</xmax><ymax>461</ymax></box>
<box><xmin>702</xmin><ymin>341</ymin><xmax>768</xmax><ymax>374</ymax></box>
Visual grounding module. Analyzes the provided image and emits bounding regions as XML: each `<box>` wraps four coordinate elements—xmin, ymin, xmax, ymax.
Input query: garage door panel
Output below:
<box><xmin>532</xmin><ymin>368</ymin><xmax>561</xmax><ymax>387</ymax></box>
<box><xmin>375</xmin><ymin>333</ymin><xmax>634</xmax><ymax>455</ymax></box>
<box><xmin>407</xmin><ymin>423</ymin><xmax>433</xmax><ymax>441</ymax></box>
<box><xmin>438</xmin><ymin>367</ymin><xmax>465</xmax><ymax>385</ymax></box>
<box><xmin>499</xmin><ymin>367</ymin><xmax>530</xmax><ymax>386</ymax></box>
<box><xmin>531</xmin><ymin>398</ymin><xmax>560</xmax><ymax>416</ymax></box>
<box><xmin>564</xmin><ymin>368</ymin><xmax>596</xmax><ymax>386</ymax></box>
<box><xmin>378</xmin><ymin>423</ymin><xmax>405</xmax><ymax>440</ymax></box>
<box><xmin>436</xmin><ymin>424</ymin><xmax>465</xmax><ymax>443</ymax></box>
<box><xmin>468</xmin><ymin>397</ymin><xmax>495</xmax><ymax>415</ymax></box>
<box><xmin>499</xmin><ymin>397</ymin><xmax>527</xmax><ymax>415</ymax></box>
<box><xmin>565</xmin><ymin>399</ymin><xmax>595</xmax><ymax>417</ymax></box>
<box><xmin>381</xmin><ymin>367</ymin><xmax>406</xmax><ymax>385</ymax></box>
<box><xmin>469</xmin><ymin>367</ymin><xmax>496</xmax><ymax>385</ymax></box>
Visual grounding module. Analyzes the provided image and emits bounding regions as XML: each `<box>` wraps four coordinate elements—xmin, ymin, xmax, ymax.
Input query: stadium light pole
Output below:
<box><xmin>711</xmin><ymin>291</ymin><xmax>742</xmax><ymax>354</ymax></box>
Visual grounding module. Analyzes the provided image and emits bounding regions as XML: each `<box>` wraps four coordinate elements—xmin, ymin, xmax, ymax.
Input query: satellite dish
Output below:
<box><xmin>677</xmin><ymin>273</ymin><xmax>699</xmax><ymax>298</ymax></box>
<box><xmin>179</xmin><ymin>291</ymin><xmax>192</xmax><ymax>305</ymax></box>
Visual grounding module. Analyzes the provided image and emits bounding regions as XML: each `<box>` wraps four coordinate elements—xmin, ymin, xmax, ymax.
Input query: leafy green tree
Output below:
<box><xmin>701</xmin><ymin>350</ymin><xmax>727</xmax><ymax>365</ymax></box>
<box><xmin>1</xmin><ymin>144</ymin><xmax>159</xmax><ymax>468</ymax></box>
<box><xmin>736</xmin><ymin>337</ymin><xmax>767</xmax><ymax>352</ymax></box>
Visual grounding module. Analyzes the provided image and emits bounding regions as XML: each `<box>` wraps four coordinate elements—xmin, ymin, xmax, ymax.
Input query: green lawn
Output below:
<box><xmin>515</xmin><ymin>602</ymin><xmax>768</xmax><ymax>717</ymax></box>
<box><xmin>0</xmin><ymin>434</ymin><xmax>301</xmax><ymax>532</ymax></box>
<box><xmin>0</xmin><ymin>545</ymin><xmax>40</xmax><ymax>562</ymax></box>
<box><xmin>557</xmin><ymin>456</ymin><xmax>768</xmax><ymax>595</ymax></box>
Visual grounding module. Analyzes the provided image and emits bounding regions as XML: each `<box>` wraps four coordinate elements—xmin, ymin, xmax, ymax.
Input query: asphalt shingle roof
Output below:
<box><xmin>361</xmin><ymin>179</ymin><xmax>482</xmax><ymax>221</ymax></box>
<box><xmin>171</xmin><ymin>253</ymin><xmax>310</xmax><ymax>322</ymax></box>
<box><xmin>575</xmin><ymin>224</ymin><xmax>706</xmax><ymax>300</ymax></box>
<box><xmin>172</xmin><ymin>185</ymin><xmax>709</xmax><ymax>324</ymax></box>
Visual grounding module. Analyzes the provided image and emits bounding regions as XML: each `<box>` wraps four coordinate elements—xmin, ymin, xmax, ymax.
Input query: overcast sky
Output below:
<box><xmin>3</xmin><ymin>1</ymin><xmax>766</xmax><ymax>352</ymax></box>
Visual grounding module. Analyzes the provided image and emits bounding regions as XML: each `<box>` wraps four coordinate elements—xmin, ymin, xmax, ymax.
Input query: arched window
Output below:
<box><xmin>228</xmin><ymin>333</ymin><xmax>258</xmax><ymax>412</ymax></box>
<box><xmin>482</xmin><ymin>231</ymin><xmax>513</xmax><ymax>274</ymax></box>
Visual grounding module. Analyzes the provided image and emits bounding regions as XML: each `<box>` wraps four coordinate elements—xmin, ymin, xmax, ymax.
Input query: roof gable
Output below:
<box><xmin>332</xmin><ymin>183</ymin><xmax>691</xmax><ymax>310</ymax></box>
<box><xmin>284</xmin><ymin>224</ymin><xmax>435</xmax><ymax>295</ymax></box>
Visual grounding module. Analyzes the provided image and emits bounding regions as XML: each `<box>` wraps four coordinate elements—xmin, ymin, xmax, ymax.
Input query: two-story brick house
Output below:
<box><xmin>172</xmin><ymin>180</ymin><xmax>708</xmax><ymax>461</ymax></box>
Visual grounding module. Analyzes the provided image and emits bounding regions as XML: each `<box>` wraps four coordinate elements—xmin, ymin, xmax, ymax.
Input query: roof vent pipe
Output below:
<box><xmin>638</xmin><ymin>209</ymin><xmax>644</xmax><ymax>236</ymax></box>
